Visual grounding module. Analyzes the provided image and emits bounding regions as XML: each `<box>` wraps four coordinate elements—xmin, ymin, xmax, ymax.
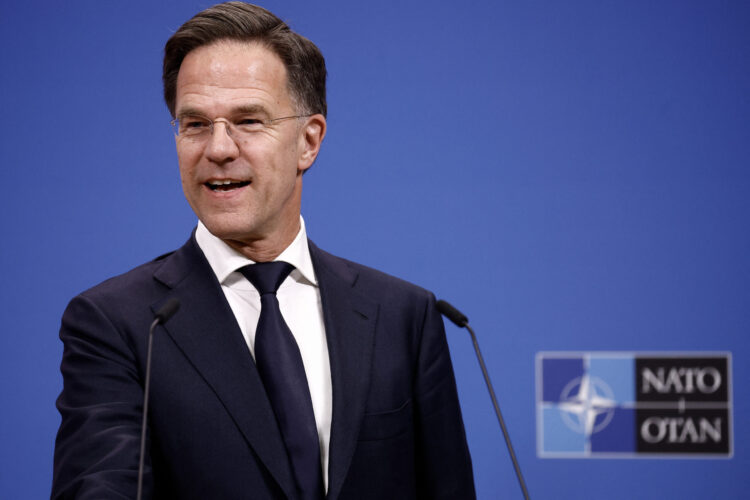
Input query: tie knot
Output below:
<box><xmin>239</xmin><ymin>261</ymin><xmax>295</xmax><ymax>295</ymax></box>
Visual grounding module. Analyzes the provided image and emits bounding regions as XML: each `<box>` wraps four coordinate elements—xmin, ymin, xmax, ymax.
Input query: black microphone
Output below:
<box><xmin>436</xmin><ymin>299</ymin><xmax>530</xmax><ymax>500</ymax></box>
<box><xmin>137</xmin><ymin>298</ymin><xmax>180</xmax><ymax>500</ymax></box>
<box><xmin>154</xmin><ymin>298</ymin><xmax>180</xmax><ymax>323</ymax></box>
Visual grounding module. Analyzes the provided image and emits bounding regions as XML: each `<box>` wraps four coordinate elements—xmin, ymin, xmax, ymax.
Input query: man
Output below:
<box><xmin>52</xmin><ymin>3</ymin><xmax>475</xmax><ymax>499</ymax></box>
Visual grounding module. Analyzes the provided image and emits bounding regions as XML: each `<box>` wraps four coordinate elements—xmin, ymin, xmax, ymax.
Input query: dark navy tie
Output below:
<box><xmin>239</xmin><ymin>262</ymin><xmax>324</xmax><ymax>500</ymax></box>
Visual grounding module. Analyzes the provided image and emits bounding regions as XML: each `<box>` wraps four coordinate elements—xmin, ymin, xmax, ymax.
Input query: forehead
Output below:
<box><xmin>175</xmin><ymin>40</ymin><xmax>292</xmax><ymax>114</ymax></box>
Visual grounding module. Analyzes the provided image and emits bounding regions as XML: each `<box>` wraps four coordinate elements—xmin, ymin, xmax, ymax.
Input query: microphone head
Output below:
<box><xmin>436</xmin><ymin>299</ymin><xmax>469</xmax><ymax>327</ymax></box>
<box><xmin>154</xmin><ymin>298</ymin><xmax>180</xmax><ymax>324</ymax></box>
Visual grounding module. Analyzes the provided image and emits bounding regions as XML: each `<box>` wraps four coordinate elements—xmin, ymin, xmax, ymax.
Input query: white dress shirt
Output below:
<box><xmin>195</xmin><ymin>217</ymin><xmax>331</xmax><ymax>490</ymax></box>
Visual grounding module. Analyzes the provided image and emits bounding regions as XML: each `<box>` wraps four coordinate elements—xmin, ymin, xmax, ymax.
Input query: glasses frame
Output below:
<box><xmin>170</xmin><ymin>114</ymin><xmax>311</xmax><ymax>140</ymax></box>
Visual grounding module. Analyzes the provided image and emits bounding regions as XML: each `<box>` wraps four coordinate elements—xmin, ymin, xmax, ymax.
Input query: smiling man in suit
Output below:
<box><xmin>52</xmin><ymin>3</ymin><xmax>475</xmax><ymax>499</ymax></box>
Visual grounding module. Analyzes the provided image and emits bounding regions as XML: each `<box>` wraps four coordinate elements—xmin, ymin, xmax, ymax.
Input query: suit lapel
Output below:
<box><xmin>309</xmin><ymin>242</ymin><xmax>378</xmax><ymax>500</ymax></box>
<box><xmin>151</xmin><ymin>236</ymin><xmax>296</xmax><ymax>499</ymax></box>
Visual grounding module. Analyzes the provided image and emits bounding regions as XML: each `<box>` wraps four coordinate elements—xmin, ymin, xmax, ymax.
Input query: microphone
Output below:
<box><xmin>154</xmin><ymin>298</ymin><xmax>180</xmax><ymax>323</ymax></box>
<box><xmin>436</xmin><ymin>299</ymin><xmax>530</xmax><ymax>500</ymax></box>
<box><xmin>137</xmin><ymin>298</ymin><xmax>180</xmax><ymax>500</ymax></box>
<box><xmin>436</xmin><ymin>299</ymin><xmax>468</xmax><ymax>327</ymax></box>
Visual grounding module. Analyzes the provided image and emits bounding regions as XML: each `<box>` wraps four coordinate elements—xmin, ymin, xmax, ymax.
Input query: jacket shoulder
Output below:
<box><xmin>77</xmin><ymin>249</ymin><xmax>175</xmax><ymax>303</ymax></box>
<box><xmin>310</xmin><ymin>242</ymin><xmax>436</xmax><ymax>305</ymax></box>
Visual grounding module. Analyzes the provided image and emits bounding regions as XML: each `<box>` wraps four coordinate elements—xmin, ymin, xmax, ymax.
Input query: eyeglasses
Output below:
<box><xmin>170</xmin><ymin>114</ymin><xmax>310</xmax><ymax>140</ymax></box>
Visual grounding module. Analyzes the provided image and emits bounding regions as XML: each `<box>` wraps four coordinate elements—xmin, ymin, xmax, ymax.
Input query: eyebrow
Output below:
<box><xmin>232</xmin><ymin>104</ymin><xmax>271</xmax><ymax>117</ymax></box>
<box><xmin>175</xmin><ymin>104</ymin><xmax>272</xmax><ymax>119</ymax></box>
<box><xmin>175</xmin><ymin>107</ymin><xmax>206</xmax><ymax>119</ymax></box>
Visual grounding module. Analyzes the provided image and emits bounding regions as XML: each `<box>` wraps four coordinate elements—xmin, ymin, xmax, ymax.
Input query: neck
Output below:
<box><xmin>223</xmin><ymin>219</ymin><xmax>301</xmax><ymax>263</ymax></box>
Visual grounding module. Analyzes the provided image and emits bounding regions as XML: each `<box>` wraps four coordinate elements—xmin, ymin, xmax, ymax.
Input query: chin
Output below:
<box><xmin>200</xmin><ymin>215</ymin><xmax>257</xmax><ymax>242</ymax></box>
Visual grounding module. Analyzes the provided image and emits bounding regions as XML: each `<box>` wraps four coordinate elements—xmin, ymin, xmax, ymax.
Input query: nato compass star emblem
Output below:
<box><xmin>557</xmin><ymin>375</ymin><xmax>616</xmax><ymax>437</ymax></box>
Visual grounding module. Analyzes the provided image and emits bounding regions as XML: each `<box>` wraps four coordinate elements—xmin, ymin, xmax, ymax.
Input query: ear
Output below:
<box><xmin>297</xmin><ymin>114</ymin><xmax>327</xmax><ymax>173</ymax></box>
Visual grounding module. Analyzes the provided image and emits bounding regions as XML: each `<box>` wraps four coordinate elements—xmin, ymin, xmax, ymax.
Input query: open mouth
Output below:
<box><xmin>206</xmin><ymin>180</ymin><xmax>251</xmax><ymax>192</ymax></box>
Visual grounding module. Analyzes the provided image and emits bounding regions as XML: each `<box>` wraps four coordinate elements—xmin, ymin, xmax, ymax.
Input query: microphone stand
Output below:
<box><xmin>437</xmin><ymin>300</ymin><xmax>530</xmax><ymax>500</ymax></box>
<box><xmin>137</xmin><ymin>298</ymin><xmax>180</xmax><ymax>500</ymax></box>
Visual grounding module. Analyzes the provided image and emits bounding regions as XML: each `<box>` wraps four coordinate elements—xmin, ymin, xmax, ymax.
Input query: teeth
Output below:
<box><xmin>206</xmin><ymin>179</ymin><xmax>251</xmax><ymax>191</ymax></box>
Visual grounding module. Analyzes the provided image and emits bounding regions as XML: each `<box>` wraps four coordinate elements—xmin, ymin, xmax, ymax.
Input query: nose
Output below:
<box><xmin>204</xmin><ymin>119</ymin><xmax>239</xmax><ymax>164</ymax></box>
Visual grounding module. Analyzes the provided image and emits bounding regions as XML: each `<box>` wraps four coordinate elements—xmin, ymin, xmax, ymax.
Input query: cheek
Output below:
<box><xmin>177</xmin><ymin>162</ymin><xmax>190</xmax><ymax>194</ymax></box>
<box><xmin>252</xmin><ymin>133</ymin><xmax>300</xmax><ymax>168</ymax></box>
<box><xmin>178</xmin><ymin>167</ymin><xmax>194</xmax><ymax>206</ymax></box>
<box><xmin>177</xmin><ymin>147</ymin><xmax>200</xmax><ymax>178</ymax></box>
<box><xmin>176</xmin><ymin>153</ymin><xmax>202</xmax><ymax>203</ymax></box>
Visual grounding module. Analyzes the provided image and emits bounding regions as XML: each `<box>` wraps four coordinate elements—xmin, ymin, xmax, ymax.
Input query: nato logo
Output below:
<box><xmin>536</xmin><ymin>352</ymin><xmax>732</xmax><ymax>458</ymax></box>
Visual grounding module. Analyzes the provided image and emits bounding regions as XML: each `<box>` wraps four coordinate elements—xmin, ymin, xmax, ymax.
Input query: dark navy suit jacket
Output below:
<box><xmin>52</xmin><ymin>235</ymin><xmax>475</xmax><ymax>499</ymax></box>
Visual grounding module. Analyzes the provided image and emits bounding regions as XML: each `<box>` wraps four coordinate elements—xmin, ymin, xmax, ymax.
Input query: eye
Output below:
<box><xmin>179</xmin><ymin>116</ymin><xmax>210</xmax><ymax>135</ymax></box>
<box><xmin>234</xmin><ymin>116</ymin><xmax>266</xmax><ymax>132</ymax></box>
<box><xmin>237</xmin><ymin>118</ymin><xmax>262</xmax><ymax>125</ymax></box>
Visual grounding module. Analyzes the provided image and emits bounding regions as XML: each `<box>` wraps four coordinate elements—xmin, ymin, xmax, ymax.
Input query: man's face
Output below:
<box><xmin>174</xmin><ymin>40</ymin><xmax>325</xmax><ymax>256</ymax></box>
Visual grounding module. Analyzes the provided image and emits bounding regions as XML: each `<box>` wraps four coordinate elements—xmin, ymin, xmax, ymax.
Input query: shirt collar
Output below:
<box><xmin>195</xmin><ymin>216</ymin><xmax>317</xmax><ymax>287</ymax></box>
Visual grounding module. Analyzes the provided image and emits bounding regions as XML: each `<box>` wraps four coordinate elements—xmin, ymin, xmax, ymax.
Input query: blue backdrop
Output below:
<box><xmin>1</xmin><ymin>1</ymin><xmax>748</xmax><ymax>498</ymax></box>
